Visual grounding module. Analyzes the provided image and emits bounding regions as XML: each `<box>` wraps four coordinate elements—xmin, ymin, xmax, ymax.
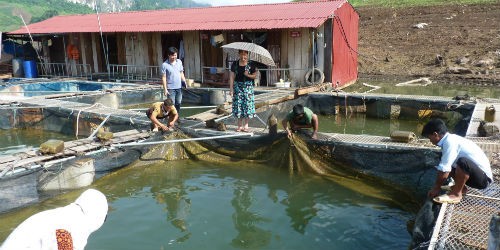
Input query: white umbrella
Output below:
<box><xmin>222</xmin><ymin>42</ymin><xmax>276</xmax><ymax>67</ymax></box>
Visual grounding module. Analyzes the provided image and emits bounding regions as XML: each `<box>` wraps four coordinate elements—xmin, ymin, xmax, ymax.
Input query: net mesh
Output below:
<box><xmin>127</xmin><ymin>130</ymin><xmax>420</xmax><ymax>212</ymax></box>
<box><xmin>426</xmin><ymin>152</ymin><xmax>500</xmax><ymax>250</ymax></box>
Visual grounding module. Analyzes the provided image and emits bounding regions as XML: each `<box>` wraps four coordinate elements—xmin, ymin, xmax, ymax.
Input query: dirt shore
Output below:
<box><xmin>356</xmin><ymin>3</ymin><xmax>500</xmax><ymax>85</ymax></box>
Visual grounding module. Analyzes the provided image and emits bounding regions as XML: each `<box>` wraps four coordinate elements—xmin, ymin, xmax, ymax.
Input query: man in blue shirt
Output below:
<box><xmin>422</xmin><ymin>119</ymin><xmax>493</xmax><ymax>204</ymax></box>
<box><xmin>162</xmin><ymin>47</ymin><xmax>187</xmax><ymax>114</ymax></box>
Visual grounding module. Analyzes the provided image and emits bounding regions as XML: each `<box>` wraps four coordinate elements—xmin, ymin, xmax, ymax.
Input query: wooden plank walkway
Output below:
<box><xmin>466</xmin><ymin>102</ymin><xmax>500</xmax><ymax>137</ymax></box>
<box><xmin>186</xmin><ymin>89</ymin><xmax>295</xmax><ymax>122</ymax></box>
<box><xmin>0</xmin><ymin>129</ymin><xmax>150</xmax><ymax>176</ymax></box>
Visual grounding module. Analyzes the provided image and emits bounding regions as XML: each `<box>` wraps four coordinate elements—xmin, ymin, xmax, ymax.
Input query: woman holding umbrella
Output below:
<box><xmin>229</xmin><ymin>49</ymin><xmax>257</xmax><ymax>132</ymax></box>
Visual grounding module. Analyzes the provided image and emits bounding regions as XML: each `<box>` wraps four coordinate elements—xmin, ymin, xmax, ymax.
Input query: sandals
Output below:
<box><xmin>236</xmin><ymin>128</ymin><xmax>250</xmax><ymax>132</ymax></box>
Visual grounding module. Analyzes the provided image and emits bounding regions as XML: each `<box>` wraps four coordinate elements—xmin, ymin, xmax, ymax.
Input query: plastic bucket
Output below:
<box><xmin>12</xmin><ymin>58</ymin><xmax>24</xmax><ymax>77</ymax></box>
<box><xmin>23</xmin><ymin>60</ymin><xmax>38</xmax><ymax>78</ymax></box>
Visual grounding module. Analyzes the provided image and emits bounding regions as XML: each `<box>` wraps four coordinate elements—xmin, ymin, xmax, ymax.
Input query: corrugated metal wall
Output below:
<box><xmin>332</xmin><ymin>3</ymin><xmax>359</xmax><ymax>87</ymax></box>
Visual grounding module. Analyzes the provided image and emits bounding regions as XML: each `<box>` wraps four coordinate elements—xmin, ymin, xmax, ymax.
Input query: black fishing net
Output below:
<box><xmin>127</xmin><ymin>130</ymin><xmax>420</xmax><ymax>212</ymax></box>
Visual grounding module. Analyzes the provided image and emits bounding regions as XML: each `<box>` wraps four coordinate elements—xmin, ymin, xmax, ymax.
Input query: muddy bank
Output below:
<box><xmin>357</xmin><ymin>3</ymin><xmax>500</xmax><ymax>85</ymax></box>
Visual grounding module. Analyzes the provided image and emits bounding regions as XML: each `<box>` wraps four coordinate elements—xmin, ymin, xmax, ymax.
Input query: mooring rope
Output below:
<box><xmin>87</xmin><ymin>114</ymin><xmax>111</xmax><ymax>139</ymax></box>
<box><xmin>75</xmin><ymin>103</ymin><xmax>98</xmax><ymax>137</ymax></box>
<box><xmin>18</xmin><ymin>14</ymin><xmax>47</xmax><ymax>74</ymax></box>
<box><xmin>362</xmin><ymin>82</ymin><xmax>381</xmax><ymax>93</ymax></box>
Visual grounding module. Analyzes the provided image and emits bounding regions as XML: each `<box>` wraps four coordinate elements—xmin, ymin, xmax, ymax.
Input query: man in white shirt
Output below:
<box><xmin>422</xmin><ymin>119</ymin><xmax>493</xmax><ymax>204</ymax></box>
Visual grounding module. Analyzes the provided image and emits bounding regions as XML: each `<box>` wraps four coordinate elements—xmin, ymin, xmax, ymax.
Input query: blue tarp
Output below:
<box><xmin>2</xmin><ymin>40</ymin><xmax>36</xmax><ymax>59</ymax></box>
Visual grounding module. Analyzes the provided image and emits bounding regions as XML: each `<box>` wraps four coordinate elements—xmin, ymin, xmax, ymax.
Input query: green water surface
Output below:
<box><xmin>0</xmin><ymin>129</ymin><xmax>75</xmax><ymax>156</ymax></box>
<box><xmin>346</xmin><ymin>80</ymin><xmax>499</xmax><ymax>98</ymax></box>
<box><xmin>0</xmin><ymin>160</ymin><xmax>416</xmax><ymax>249</ymax></box>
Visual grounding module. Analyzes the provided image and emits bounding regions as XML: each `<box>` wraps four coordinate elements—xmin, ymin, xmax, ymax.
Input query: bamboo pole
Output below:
<box><xmin>112</xmin><ymin>132</ymin><xmax>253</xmax><ymax>147</ymax></box>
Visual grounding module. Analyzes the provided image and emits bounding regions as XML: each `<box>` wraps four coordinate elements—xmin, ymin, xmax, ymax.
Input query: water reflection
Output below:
<box><xmin>231</xmin><ymin>181</ymin><xmax>271</xmax><ymax>248</ymax></box>
<box><xmin>281</xmin><ymin>180</ymin><xmax>317</xmax><ymax>234</ymax></box>
<box><xmin>1</xmin><ymin>160</ymin><xmax>415</xmax><ymax>249</ymax></box>
<box><xmin>151</xmin><ymin>165</ymin><xmax>191</xmax><ymax>241</ymax></box>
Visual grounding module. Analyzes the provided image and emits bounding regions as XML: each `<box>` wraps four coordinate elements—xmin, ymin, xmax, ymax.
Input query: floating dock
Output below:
<box><xmin>0</xmin><ymin>82</ymin><xmax>499</xmax><ymax>249</ymax></box>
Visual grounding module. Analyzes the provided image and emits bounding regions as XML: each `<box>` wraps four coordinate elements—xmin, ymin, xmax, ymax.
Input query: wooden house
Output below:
<box><xmin>7</xmin><ymin>0</ymin><xmax>359</xmax><ymax>87</ymax></box>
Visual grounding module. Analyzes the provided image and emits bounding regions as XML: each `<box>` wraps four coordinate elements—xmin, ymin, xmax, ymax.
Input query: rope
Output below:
<box><xmin>18</xmin><ymin>14</ymin><xmax>46</xmax><ymax>73</ymax></box>
<box><xmin>254</xmin><ymin>114</ymin><xmax>268</xmax><ymax>128</ymax></box>
<box><xmin>361</xmin><ymin>82</ymin><xmax>381</xmax><ymax>93</ymax></box>
<box><xmin>87</xmin><ymin>114</ymin><xmax>111</xmax><ymax>139</ymax></box>
<box><xmin>95</xmin><ymin>2</ymin><xmax>110</xmax><ymax>79</ymax></box>
<box><xmin>75</xmin><ymin>103</ymin><xmax>103</xmax><ymax>138</ymax></box>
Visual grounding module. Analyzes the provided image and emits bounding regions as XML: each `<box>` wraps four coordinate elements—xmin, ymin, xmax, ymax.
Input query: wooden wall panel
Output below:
<box><xmin>91</xmin><ymin>33</ymin><xmax>103</xmax><ymax>72</ymax></box>
<box><xmin>115</xmin><ymin>33</ymin><xmax>124</xmax><ymax>65</ymax></box>
<box><xmin>182</xmin><ymin>31</ymin><xmax>201</xmax><ymax>80</ymax></box>
<box><xmin>79</xmin><ymin>33</ymin><xmax>93</xmax><ymax>74</ymax></box>
<box><xmin>124</xmin><ymin>32</ymin><xmax>148</xmax><ymax>68</ymax></box>
<box><xmin>282</xmin><ymin>28</ymin><xmax>311</xmax><ymax>85</ymax></box>
<box><xmin>151</xmin><ymin>33</ymin><xmax>162</xmax><ymax>66</ymax></box>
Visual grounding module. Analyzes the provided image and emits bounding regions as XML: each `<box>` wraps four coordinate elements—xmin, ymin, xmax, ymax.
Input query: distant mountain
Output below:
<box><xmin>69</xmin><ymin>0</ymin><xmax>210</xmax><ymax>13</ymax></box>
<box><xmin>0</xmin><ymin>0</ymin><xmax>209</xmax><ymax>32</ymax></box>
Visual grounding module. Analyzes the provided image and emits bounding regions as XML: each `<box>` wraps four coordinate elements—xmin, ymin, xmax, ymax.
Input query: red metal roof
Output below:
<box><xmin>9</xmin><ymin>1</ymin><xmax>349</xmax><ymax>34</ymax></box>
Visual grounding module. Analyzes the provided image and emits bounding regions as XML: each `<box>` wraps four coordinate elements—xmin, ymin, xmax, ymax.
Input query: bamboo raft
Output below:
<box><xmin>0</xmin><ymin>129</ymin><xmax>151</xmax><ymax>177</ymax></box>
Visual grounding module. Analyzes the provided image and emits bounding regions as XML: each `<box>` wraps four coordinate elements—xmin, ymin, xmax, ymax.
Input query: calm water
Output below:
<box><xmin>346</xmin><ymin>80</ymin><xmax>499</xmax><ymax>98</ymax></box>
<box><xmin>318</xmin><ymin>113</ymin><xmax>423</xmax><ymax>136</ymax></box>
<box><xmin>0</xmin><ymin>129</ymin><xmax>74</xmax><ymax>156</ymax></box>
<box><xmin>0</xmin><ymin>160</ymin><xmax>416</xmax><ymax>250</ymax></box>
<box><xmin>4</xmin><ymin>79</ymin><xmax>485</xmax><ymax>249</ymax></box>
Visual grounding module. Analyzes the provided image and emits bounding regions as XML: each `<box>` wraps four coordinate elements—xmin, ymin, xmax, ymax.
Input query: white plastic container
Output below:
<box><xmin>274</xmin><ymin>79</ymin><xmax>291</xmax><ymax>88</ymax></box>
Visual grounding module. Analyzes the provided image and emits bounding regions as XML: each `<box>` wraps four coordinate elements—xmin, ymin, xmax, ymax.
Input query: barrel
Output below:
<box><xmin>12</xmin><ymin>58</ymin><xmax>24</xmax><ymax>77</ymax></box>
<box><xmin>23</xmin><ymin>60</ymin><xmax>38</xmax><ymax>78</ymax></box>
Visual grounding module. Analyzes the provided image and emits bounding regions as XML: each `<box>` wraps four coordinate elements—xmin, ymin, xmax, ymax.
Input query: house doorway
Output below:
<box><xmin>101</xmin><ymin>34</ymin><xmax>118</xmax><ymax>66</ymax></box>
<box><xmin>161</xmin><ymin>33</ymin><xmax>183</xmax><ymax>63</ymax></box>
